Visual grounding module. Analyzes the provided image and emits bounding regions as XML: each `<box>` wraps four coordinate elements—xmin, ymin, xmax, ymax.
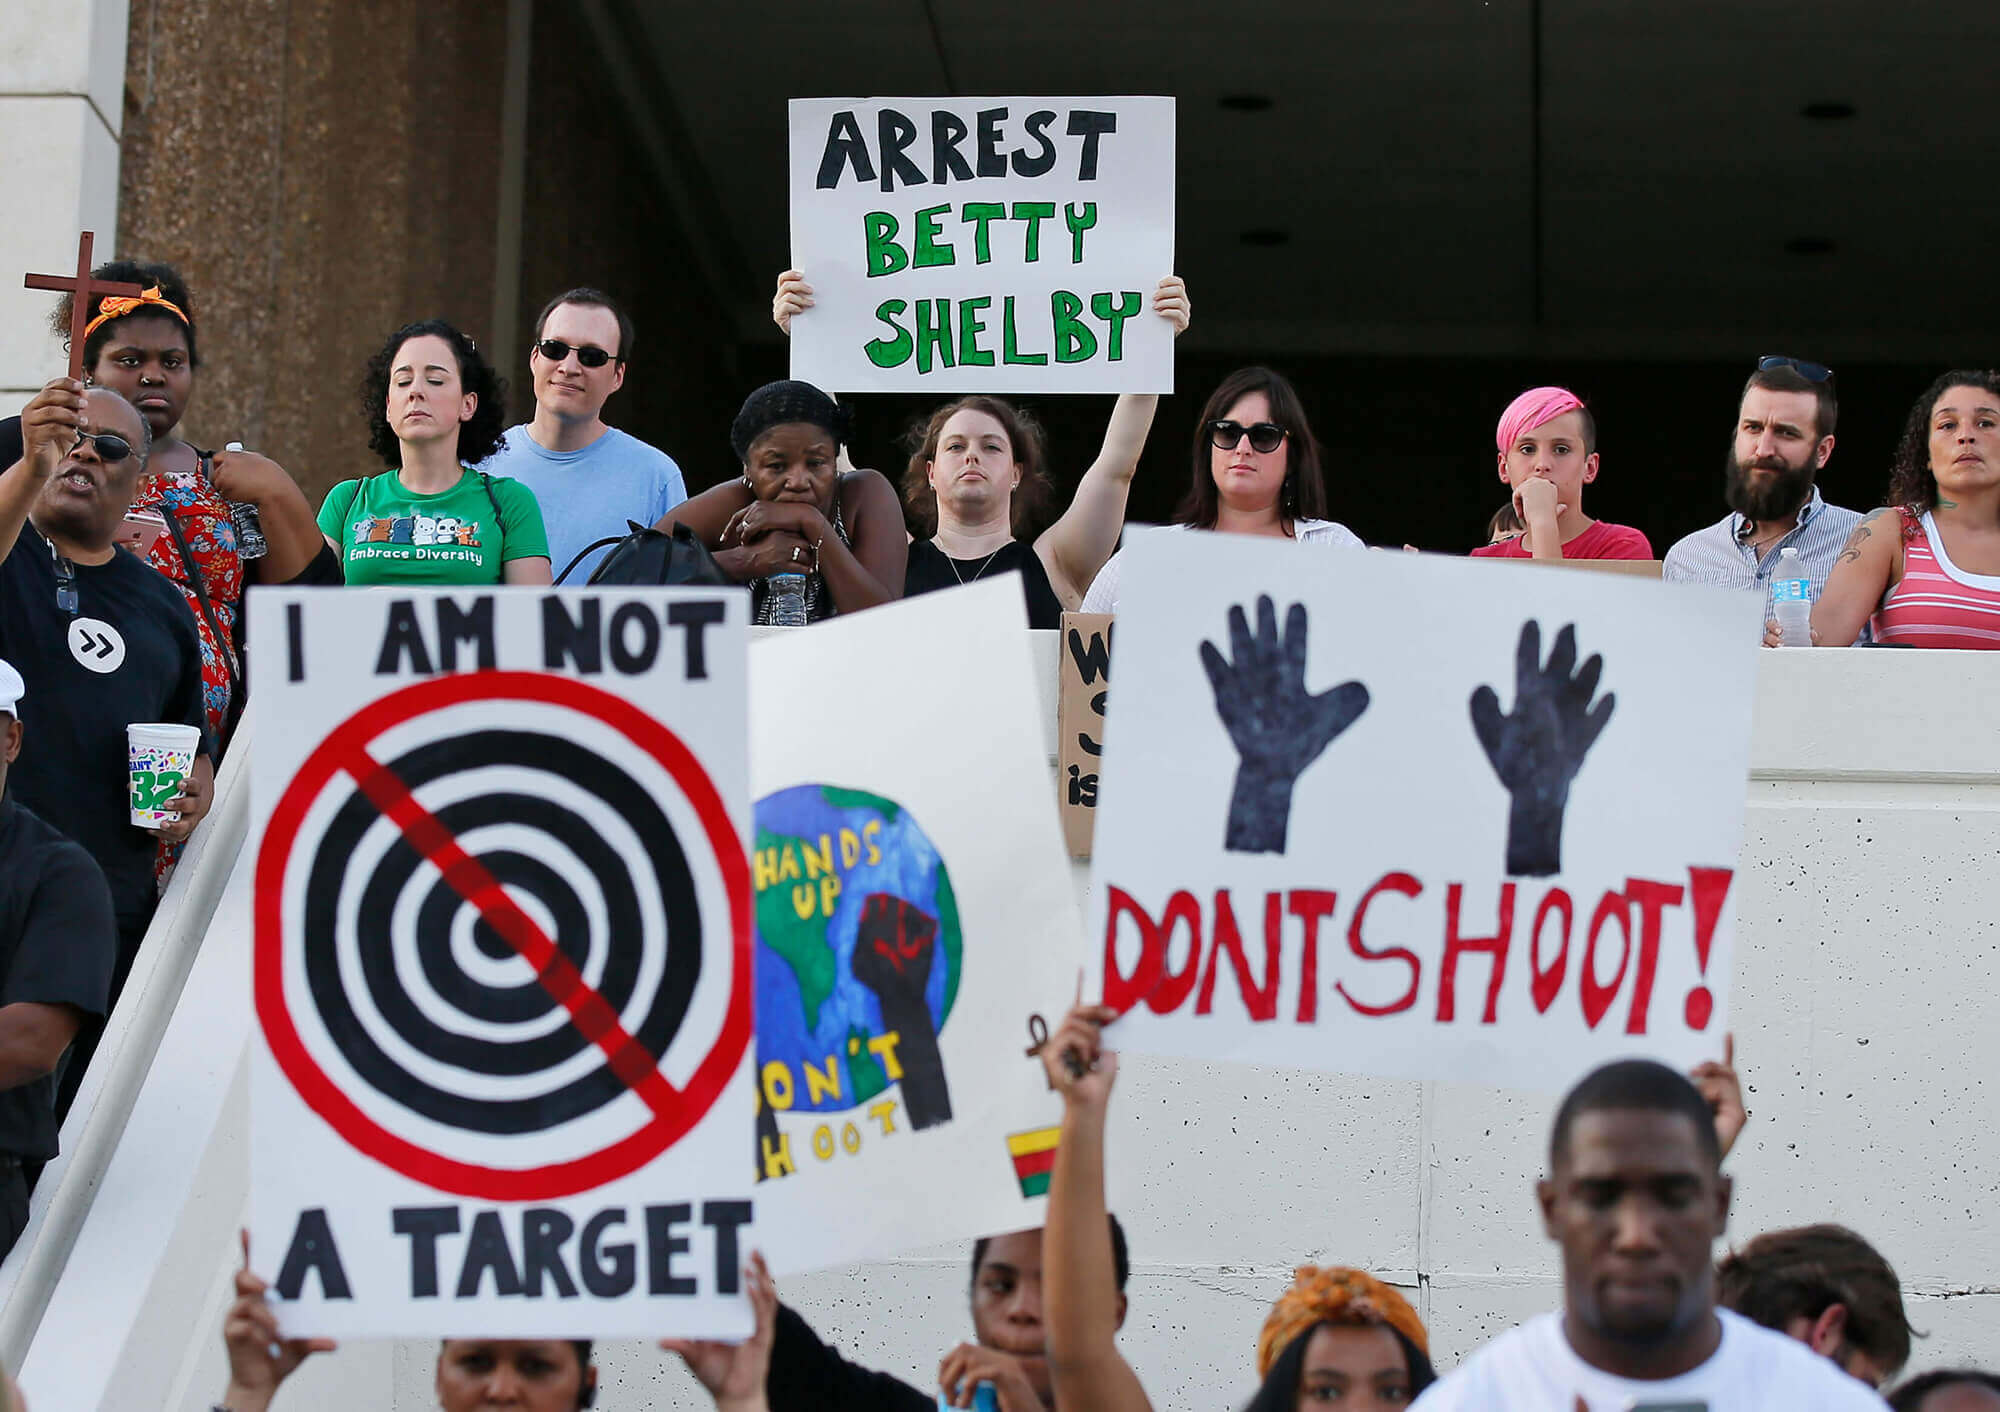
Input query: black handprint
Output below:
<box><xmin>1469</xmin><ymin>621</ymin><xmax>1615</xmax><ymax>877</ymax></box>
<box><xmin>1200</xmin><ymin>595</ymin><xmax>1371</xmax><ymax>854</ymax></box>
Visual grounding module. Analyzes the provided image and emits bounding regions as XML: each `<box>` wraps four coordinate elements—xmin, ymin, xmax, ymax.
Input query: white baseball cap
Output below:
<box><xmin>0</xmin><ymin>659</ymin><xmax>21</xmax><ymax>717</ymax></box>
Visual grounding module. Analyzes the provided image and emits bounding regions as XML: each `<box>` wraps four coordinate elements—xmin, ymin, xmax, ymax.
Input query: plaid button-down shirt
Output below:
<box><xmin>1663</xmin><ymin>488</ymin><xmax>1864</xmax><ymax>629</ymax></box>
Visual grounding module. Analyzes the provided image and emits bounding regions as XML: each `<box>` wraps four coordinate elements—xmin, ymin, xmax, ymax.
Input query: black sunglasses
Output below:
<box><xmin>535</xmin><ymin>338</ymin><xmax>617</xmax><ymax>369</ymax></box>
<box><xmin>1758</xmin><ymin>354</ymin><xmax>1834</xmax><ymax>385</ymax></box>
<box><xmin>68</xmin><ymin>428</ymin><xmax>135</xmax><ymax>464</ymax></box>
<box><xmin>1207</xmin><ymin>419</ymin><xmax>1289</xmax><ymax>454</ymax></box>
<box><xmin>49</xmin><ymin>542</ymin><xmax>78</xmax><ymax>616</ymax></box>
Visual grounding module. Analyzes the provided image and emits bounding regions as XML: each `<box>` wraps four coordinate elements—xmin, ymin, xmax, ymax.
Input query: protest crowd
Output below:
<box><xmin>0</xmin><ymin>98</ymin><xmax>1995</xmax><ymax>1412</ymax></box>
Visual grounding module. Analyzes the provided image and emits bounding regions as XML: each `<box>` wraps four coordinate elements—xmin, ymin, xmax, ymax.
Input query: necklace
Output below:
<box><xmin>942</xmin><ymin>539</ymin><xmax>1006</xmax><ymax>585</ymax></box>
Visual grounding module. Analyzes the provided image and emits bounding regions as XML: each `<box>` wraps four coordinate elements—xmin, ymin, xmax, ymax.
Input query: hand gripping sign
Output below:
<box><xmin>1085</xmin><ymin>535</ymin><xmax>1761</xmax><ymax>1094</ymax></box>
<box><xmin>249</xmin><ymin>589</ymin><xmax>757</xmax><ymax>1339</ymax></box>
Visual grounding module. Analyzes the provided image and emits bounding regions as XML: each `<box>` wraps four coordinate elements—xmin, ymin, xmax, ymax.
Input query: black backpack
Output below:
<box><xmin>555</xmin><ymin>521</ymin><xmax>730</xmax><ymax>587</ymax></box>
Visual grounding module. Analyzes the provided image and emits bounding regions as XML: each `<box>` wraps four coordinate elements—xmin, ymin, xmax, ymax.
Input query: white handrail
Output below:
<box><xmin>0</xmin><ymin>707</ymin><xmax>255</xmax><ymax>1367</ymax></box>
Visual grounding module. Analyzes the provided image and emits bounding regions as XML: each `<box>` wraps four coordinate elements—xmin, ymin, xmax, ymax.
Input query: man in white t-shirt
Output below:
<box><xmin>1412</xmin><ymin>1059</ymin><xmax>1888</xmax><ymax>1412</ymax></box>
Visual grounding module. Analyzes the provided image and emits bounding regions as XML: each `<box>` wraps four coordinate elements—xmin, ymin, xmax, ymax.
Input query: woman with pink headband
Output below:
<box><xmin>1471</xmin><ymin>387</ymin><xmax>1651</xmax><ymax>563</ymax></box>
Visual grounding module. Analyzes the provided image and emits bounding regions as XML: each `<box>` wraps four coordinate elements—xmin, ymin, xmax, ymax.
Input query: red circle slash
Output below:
<box><xmin>254</xmin><ymin>671</ymin><xmax>751</xmax><ymax>1201</ymax></box>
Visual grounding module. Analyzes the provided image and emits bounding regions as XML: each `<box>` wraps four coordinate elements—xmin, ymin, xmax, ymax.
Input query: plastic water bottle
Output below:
<box><xmin>221</xmin><ymin>442</ymin><xmax>268</xmax><ymax>560</ymax></box>
<box><xmin>1772</xmin><ymin>546</ymin><xmax>1812</xmax><ymax>647</ymax></box>
<box><xmin>765</xmin><ymin>572</ymin><xmax>810</xmax><ymax>626</ymax></box>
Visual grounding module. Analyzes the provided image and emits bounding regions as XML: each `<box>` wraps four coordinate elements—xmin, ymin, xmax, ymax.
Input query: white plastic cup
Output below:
<box><xmin>128</xmin><ymin>723</ymin><xmax>202</xmax><ymax>829</ymax></box>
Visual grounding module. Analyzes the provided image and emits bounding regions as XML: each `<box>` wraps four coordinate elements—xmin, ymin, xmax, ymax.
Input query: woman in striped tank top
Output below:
<box><xmin>1804</xmin><ymin>370</ymin><xmax>2000</xmax><ymax>649</ymax></box>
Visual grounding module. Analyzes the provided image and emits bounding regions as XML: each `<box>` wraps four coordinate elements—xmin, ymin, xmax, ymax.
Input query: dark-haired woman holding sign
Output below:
<box><xmin>773</xmin><ymin>270</ymin><xmax>1189</xmax><ymax>629</ymax></box>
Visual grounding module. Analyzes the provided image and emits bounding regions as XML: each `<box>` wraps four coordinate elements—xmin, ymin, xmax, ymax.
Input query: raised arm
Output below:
<box><xmin>1807</xmin><ymin>507</ymin><xmax>1900</xmax><ymax>647</ymax></box>
<box><xmin>1035</xmin><ymin>279</ymin><xmax>1189</xmax><ymax>607</ymax></box>
<box><xmin>0</xmin><ymin>380</ymin><xmax>83</xmax><ymax>564</ymax></box>
<box><xmin>1040</xmin><ymin>1003</ymin><xmax>1152</xmax><ymax>1412</ymax></box>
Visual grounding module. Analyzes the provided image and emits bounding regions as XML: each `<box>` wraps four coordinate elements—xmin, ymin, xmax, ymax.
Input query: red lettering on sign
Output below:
<box><xmin>1529</xmin><ymin>888</ymin><xmax>1572</xmax><ymax>1014</ymax></box>
<box><xmin>1581</xmin><ymin>891</ymin><xmax>1630</xmax><ymax>1030</ymax></box>
<box><xmin>1195</xmin><ymin>889</ymin><xmax>1279</xmax><ymax>1021</ymax></box>
<box><xmin>1334</xmin><ymin>873</ymin><xmax>1423</xmax><ymax>1017</ymax></box>
<box><xmin>1288</xmin><ymin>890</ymin><xmax>1337</xmax><ymax>1023</ymax></box>
<box><xmin>1437</xmin><ymin>882</ymin><xmax>1516</xmax><ymax>1025</ymax></box>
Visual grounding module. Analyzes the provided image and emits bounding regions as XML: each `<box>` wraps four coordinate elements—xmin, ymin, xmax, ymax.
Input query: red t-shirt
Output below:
<box><xmin>1473</xmin><ymin>520</ymin><xmax>1653</xmax><ymax>560</ymax></box>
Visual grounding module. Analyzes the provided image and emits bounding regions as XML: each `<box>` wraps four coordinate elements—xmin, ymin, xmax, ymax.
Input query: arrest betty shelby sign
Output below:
<box><xmin>788</xmin><ymin>97</ymin><xmax>1175</xmax><ymax>394</ymax></box>
<box><xmin>1085</xmin><ymin>536</ymin><xmax>1764</xmax><ymax>1092</ymax></box>
<box><xmin>247</xmin><ymin>588</ymin><xmax>757</xmax><ymax>1339</ymax></box>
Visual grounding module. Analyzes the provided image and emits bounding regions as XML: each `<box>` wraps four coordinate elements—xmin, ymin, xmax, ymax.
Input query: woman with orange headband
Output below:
<box><xmin>1035</xmin><ymin>1002</ymin><xmax>1437</xmax><ymax>1411</ymax></box>
<box><xmin>1</xmin><ymin>260</ymin><xmax>330</xmax><ymax>751</ymax></box>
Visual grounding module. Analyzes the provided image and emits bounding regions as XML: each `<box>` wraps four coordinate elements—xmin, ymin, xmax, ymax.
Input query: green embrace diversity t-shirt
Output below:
<box><xmin>318</xmin><ymin>469</ymin><xmax>550</xmax><ymax>586</ymax></box>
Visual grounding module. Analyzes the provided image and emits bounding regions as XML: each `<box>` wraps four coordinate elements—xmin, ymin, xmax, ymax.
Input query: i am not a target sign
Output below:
<box><xmin>248</xmin><ymin>588</ymin><xmax>758</xmax><ymax>1339</ymax></box>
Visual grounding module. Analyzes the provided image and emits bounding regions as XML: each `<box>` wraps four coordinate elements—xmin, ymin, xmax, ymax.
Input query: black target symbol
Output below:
<box><xmin>257</xmin><ymin>670</ymin><xmax>754</xmax><ymax>1201</ymax></box>
<box><xmin>302</xmin><ymin>729</ymin><xmax>699</xmax><ymax>1133</ymax></box>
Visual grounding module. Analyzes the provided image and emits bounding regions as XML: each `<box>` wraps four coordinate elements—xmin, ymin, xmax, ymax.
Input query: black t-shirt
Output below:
<box><xmin>0</xmin><ymin>521</ymin><xmax>210</xmax><ymax>938</ymax></box>
<box><xmin>0</xmin><ymin>797</ymin><xmax>117</xmax><ymax>1158</ymax></box>
<box><xmin>905</xmin><ymin>538</ymin><xmax>1066</xmax><ymax>630</ymax></box>
<box><xmin>767</xmin><ymin>1303</ymin><xmax>931</xmax><ymax>1412</ymax></box>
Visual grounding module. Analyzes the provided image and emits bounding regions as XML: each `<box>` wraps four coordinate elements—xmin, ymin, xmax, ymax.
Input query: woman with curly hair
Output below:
<box><xmin>771</xmin><ymin>270</ymin><xmax>1190</xmax><ymax>628</ymax></box>
<box><xmin>318</xmin><ymin>319</ymin><xmax>551</xmax><ymax>585</ymax></box>
<box><xmin>1798</xmin><ymin>370</ymin><xmax>2000</xmax><ymax>648</ymax></box>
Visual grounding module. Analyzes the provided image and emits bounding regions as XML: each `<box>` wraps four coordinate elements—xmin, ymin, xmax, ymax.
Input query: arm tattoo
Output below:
<box><xmin>1834</xmin><ymin>508</ymin><xmax>1891</xmax><ymax>566</ymax></box>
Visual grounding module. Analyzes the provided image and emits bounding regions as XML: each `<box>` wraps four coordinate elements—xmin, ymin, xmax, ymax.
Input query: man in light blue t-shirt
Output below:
<box><xmin>482</xmin><ymin>287</ymin><xmax>686</xmax><ymax>581</ymax></box>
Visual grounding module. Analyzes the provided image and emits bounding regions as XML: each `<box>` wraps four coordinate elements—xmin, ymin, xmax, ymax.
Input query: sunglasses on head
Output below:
<box><xmin>1758</xmin><ymin>354</ymin><xmax>1834</xmax><ymax>385</ymax></box>
<box><xmin>535</xmin><ymin>338</ymin><xmax>617</xmax><ymax>369</ymax></box>
<box><xmin>69</xmin><ymin>428</ymin><xmax>135</xmax><ymax>464</ymax></box>
<box><xmin>1207</xmin><ymin>419</ymin><xmax>1289</xmax><ymax>454</ymax></box>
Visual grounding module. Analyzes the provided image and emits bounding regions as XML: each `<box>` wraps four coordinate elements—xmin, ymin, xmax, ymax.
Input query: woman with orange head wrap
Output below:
<box><xmin>1245</xmin><ymin>1265</ymin><xmax>1436</xmax><ymax>1410</ymax></box>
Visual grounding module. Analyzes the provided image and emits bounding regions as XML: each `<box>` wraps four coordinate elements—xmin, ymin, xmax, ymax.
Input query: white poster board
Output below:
<box><xmin>747</xmin><ymin>579</ymin><xmax>1079</xmax><ymax>1275</ymax></box>
<box><xmin>248</xmin><ymin>587</ymin><xmax>757</xmax><ymax>1338</ymax></box>
<box><xmin>788</xmin><ymin>96</ymin><xmax>1175</xmax><ymax>394</ymax></box>
<box><xmin>1086</xmin><ymin>537</ymin><xmax>1762</xmax><ymax>1092</ymax></box>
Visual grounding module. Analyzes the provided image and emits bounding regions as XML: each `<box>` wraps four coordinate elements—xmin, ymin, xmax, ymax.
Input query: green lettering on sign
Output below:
<box><xmin>1001</xmin><ymin>296</ymin><xmax>1047</xmax><ymax>365</ymax></box>
<box><xmin>1064</xmin><ymin>202</ymin><xmax>1098</xmax><ymax>262</ymax></box>
<box><xmin>958</xmin><ymin>296</ymin><xmax>995</xmax><ymax>367</ymax></box>
<box><xmin>912</xmin><ymin>204</ymin><xmax>954</xmax><ymax>268</ymax></box>
<box><xmin>1052</xmin><ymin>290</ymin><xmax>1096</xmax><ymax>363</ymax></box>
<box><xmin>865</xmin><ymin>213</ymin><xmax>907</xmax><ymax>277</ymax></box>
<box><xmin>1011</xmin><ymin>201</ymin><xmax>1056</xmax><ymax>262</ymax></box>
<box><xmin>960</xmin><ymin>202</ymin><xmax>1005</xmax><ymax>264</ymax></box>
<box><xmin>864</xmin><ymin>300</ymin><xmax>913</xmax><ymax>367</ymax></box>
<box><xmin>1092</xmin><ymin>290</ymin><xmax>1142</xmax><ymax>361</ymax></box>
<box><xmin>915</xmin><ymin>299</ymin><xmax>955</xmax><ymax>375</ymax></box>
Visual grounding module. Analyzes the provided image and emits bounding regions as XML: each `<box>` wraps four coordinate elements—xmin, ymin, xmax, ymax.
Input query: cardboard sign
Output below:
<box><xmin>788</xmin><ymin>96</ymin><xmax>1175</xmax><ymax>394</ymax></box>
<box><xmin>248</xmin><ymin>588</ymin><xmax>757</xmax><ymax>1339</ymax></box>
<box><xmin>1057</xmin><ymin>612</ymin><xmax>1114</xmax><ymax>856</ymax></box>
<box><xmin>1086</xmin><ymin>537</ymin><xmax>1762</xmax><ymax>1092</ymax></box>
<box><xmin>747</xmin><ymin>579</ymin><xmax>1079</xmax><ymax>1275</ymax></box>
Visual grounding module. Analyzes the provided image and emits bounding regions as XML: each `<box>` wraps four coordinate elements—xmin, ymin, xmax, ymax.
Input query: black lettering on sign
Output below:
<box><xmin>931</xmin><ymin>109</ymin><xmax>973</xmax><ymax>183</ymax></box>
<box><xmin>542</xmin><ymin>596</ymin><xmax>601</xmax><ymax>673</ymax></box>
<box><xmin>1067</xmin><ymin>110</ymin><xmax>1118</xmax><ymax>179</ymax></box>
<box><xmin>580</xmin><ymin>1210</ymin><xmax>636</xmax><ymax>1297</ymax></box>
<box><xmin>645</xmin><ymin>1203</ymin><xmax>696</xmax><ymax>1295</ymax></box>
<box><xmin>815</xmin><ymin>110</ymin><xmax>875</xmax><ymax>189</ymax></box>
<box><xmin>456</xmin><ymin>1209</ymin><xmax>525</xmax><ymax>1298</ymax></box>
<box><xmin>522</xmin><ymin>1207</ymin><xmax>580</xmax><ymax>1298</ymax></box>
<box><xmin>394</xmin><ymin>1205</ymin><xmax>462</xmax><ymax>1298</ymax></box>
<box><xmin>275</xmin><ymin>1207</ymin><xmax>353</xmax><ymax>1301</ymax></box>
<box><xmin>608</xmin><ymin>602</ymin><xmax>661</xmax><ymax>674</ymax></box>
<box><xmin>877</xmin><ymin>108</ymin><xmax>925</xmax><ymax>193</ymax></box>
<box><xmin>1012</xmin><ymin>110</ymin><xmax>1059</xmax><ymax>177</ymax></box>
<box><xmin>704</xmin><ymin>1200</ymin><xmax>753</xmax><ymax>1294</ymax></box>
<box><xmin>287</xmin><ymin>600</ymin><xmax>305</xmax><ymax>682</ymax></box>
<box><xmin>541</xmin><ymin>596</ymin><xmax>726</xmax><ymax>677</ymax></box>
<box><xmin>373</xmin><ymin>597</ymin><xmax>497</xmax><ymax>676</ymax></box>
<box><xmin>669</xmin><ymin>601</ymin><xmax>725</xmax><ymax>680</ymax></box>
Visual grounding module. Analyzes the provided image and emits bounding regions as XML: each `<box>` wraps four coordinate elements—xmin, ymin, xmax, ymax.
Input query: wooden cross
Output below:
<box><xmin>23</xmin><ymin>231</ymin><xmax>146</xmax><ymax>381</ymax></box>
